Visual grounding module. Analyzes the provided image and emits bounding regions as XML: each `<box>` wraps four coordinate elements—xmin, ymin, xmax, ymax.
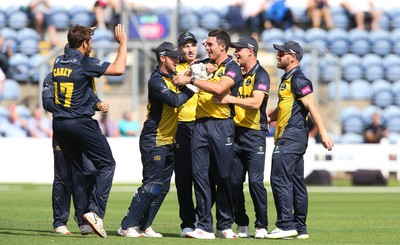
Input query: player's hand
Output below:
<box><xmin>212</xmin><ymin>93</ymin><xmax>231</xmax><ymax>104</ymax></box>
<box><xmin>173</xmin><ymin>73</ymin><xmax>190</xmax><ymax>86</ymax></box>
<box><xmin>114</xmin><ymin>24</ymin><xmax>127</xmax><ymax>44</ymax></box>
<box><xmin>321</xmin><ymin>134</ymin><xmax>334</xmax><ymax>151</ymax></box>
<box><xmin>97</xmin><ymin>102</ymin><xmax>110</xmax><ymax>113</ymax></box>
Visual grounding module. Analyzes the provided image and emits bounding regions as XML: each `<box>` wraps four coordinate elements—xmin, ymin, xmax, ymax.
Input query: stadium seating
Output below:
<box><xmin>362</xmin><ymin>105</ymin><xmax>383</xmax><ymax>125</ymax></box>
<box><xmin>305</xmin><ymin>28</ymin><xmax>327</xmax><ymax>49</ymax></box>
<box><xmin>348</xmin><ymin>29</ymin><xmax>369</xmax><ymax>56</ymax></box>
<box><xmin>0</xmin><ymin>79</ymin><xmax>20</xmax><ymax>100</ymax></box>
<box><xmin>0</xmin><ymin>10</ymin><xmax>6</xmax><ymax>29</ymax></box>
<box><xmin>8</xmin><ymin>53</ymin><xmax>30</xmax><ymax>82</ymax></box>
<box><xmin>340</xmin><ymin>106</ymin><xmax>364</xmax><ymax>134</ymax></box>
<box><xmin>49</xmin><ymin>6</ymin><xmax>70</xmax><ymax>30</ymax></box>
<box><xmin>340</xmin><ymin>132</ymin><xmax>364</xmax><ymax>144</ymax></box>
<box><xmin>261</xmin><ymin>28</ymin><xmax>285</xmax><ymax>46</ymax></box>
<box><xmin>328</xmin><ymin>80</ymin><xmax>350</xmax><ymax>100</ymax></box>
<box><xmin>7</xmin><ymin>10</ymin><xmax>29</xmax><ymax>30</ymax></box>
<box><xmin>369</xmin><ymin>30</ymin><xmax>391</xmax><ymax>56</ymax></box>
<box><xmin>326</xmin><ymin>28</ymin><xmax>349</xmax><ymax>56</ymax></box>
<box><xmin>349</xmin><ymin>79</ymin><xmax>371</xmax><ymax>100</ymax></box>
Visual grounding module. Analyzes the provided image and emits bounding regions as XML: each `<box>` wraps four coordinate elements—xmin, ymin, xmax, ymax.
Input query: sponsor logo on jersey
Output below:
<box><xmin>154</xmin><ymin>155</ymin><xmax>161</xmax><ymax>161</ymax></box>
<box><xmin>257</xmin><ymin>83</ymin><xmax>267</xmax><ymax>91</ymax></box>
<box><xmin>225</xmin><ymin>71</ymin><xmax>236</xmax><ymax>79</ymax></box>
<box><xmin>257</xmin><ymin>145</ymin><xmax>265</xmax><ymax>154</ymax></box>
<box><xmin>273</xmin><ymin>145</ymin><xmax>280</xmax><ymax>154</ymax></box>
<box><xmin>301</xmin><ymin>85</ymin><xmax>312</xmax><ymax>95</ymax></box>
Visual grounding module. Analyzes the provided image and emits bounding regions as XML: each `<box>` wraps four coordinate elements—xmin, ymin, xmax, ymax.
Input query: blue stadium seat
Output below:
<box><xmin>71</xmin><ymin>12</ymin><xmax>94</xmax><ymax>27</ymax></box>
<box><xmin>393</xmin><ymin>80</ymin><xmax>400</xmax><ymax>94</ymax></box>
<box><xmin>371</xmin><ymin>79</ymin><xmax>391</xmax><ymax>93</ymax></box>
<box><xmin>8</xmin><ymin>53</ymin><xmax>30</xmax><ymax>82</ymax></box>
<box><xmin>340</xmin><ymin>106</ymin><xmax>364</xmax><ymax>134</ymax></box>
<box><xmin>369</xmin><ymin>30</ymin><xmax>391</xmax><ymax>56</ymax></box>
<box><xmin>69</xmin><ymin>5</ymin><xmax>91</xmax><ymax>16</ymax></box>
<box><xmin>15</xmin><ymin>104</ymin><xmax>31</xmax><ymax>118</ymax></box>
<box><xmin>331</xmin><ymin>7</ymin><xmax>349</xmax><ymax>29</ymax></box>
<box><xmin>50</xmin><ymin>6</ymin><xmax>70</xmax><ymax>30</ymax></box>
<box><xmin>29</xmin><ymin>54</ymin><xmax>49</xmax><ymax>82</ymax></box>
<box><xmin>197</xmin><ymin>5</ymin><xmax>219</xmax><ymax>17</ymax></box>
<box><xmin>340</xmin><ymin>53</ymin><xmax>361</xmax><ymax>67</ymax></box>
<box><xmin>387</xmin><ymin>116</ymin><xmax>400</xmax><ymax>133</ymax></box>
<box><xmin>1</xmin><ymin>27</ymin><xmax>18</xmax><ymax>53</ymax></box>
<box><xmin>382</xmin><ymin>54</ymin><xmax>400</xmax><ymax>70</ymax></box>
<box><xmin>342</xmin><ymin>64</ymin><xmax>363</xmax><ymax>81</ymax></box>
<box><xmin>261</xmin><ymin>28</ymin><xmax>284</xmax><ymax>45</ymax></box>
<box><xmin>385</xmin><ymin>65</ymin><xmax>400</xmax><ymax>82</ymax></box>
<box><xmin>179</xmin><ymin>7</ymin><xmax>198</xmax><ymax>30</ymax></box>
<box><xmin>364</xmin><ymin>64</ymin><xmax>384</xmax><ymax>82</ymax></box>
<box><xmin>348</xmin><ymin>29</ymin><xmax>369</xmax><ymax>55</ymax></box>
<box><xmin>378</xmin><ymin>12</ymin><xmax>391</xmax><ymax>30</ymax></box>
<box><xmin>327</xmin><ymin>28</ymin><xmax>349</xmax><ymax>56</ymax></box>
<box><xmin>387</xmin><ymin>132</ymin><xmax>400</xmax><ymax>144</ymax></box>
<box><xmin>349</xmin><ymin>79</ymin><xmax>371</xmax><ymax>100</ymax></box>
<box><xmin>199</xmin><ymin>12</ymin><xmax>221</xmax><ymax>30</ymax></box>
<box><xmin>19</xmin><ymin>39</ymin><xmax>39</xmax><ymax>56</ymax></box>
<box><xmin>1</xmin><ymin>123</ymin><xmax>28</xmax><ymax>137</ymax></box>
<box><xmin>284</xmin><ymin>28</ymin><xmax>306</xmax><ymax>45</ymax></box>
<box><xmin>328</xmin><ymin>80</ymin><xmax>350</xmax><ymax>100</ymax></box>
<box><xmin>361</xmin><ymin>54</ymin><xmax>382</xmax><ymax>68</ymax></box>
<box><xmin>7</xmin><ymin>10</ymin><xmax>29</xmax><ymax>30</ymax></box>
<box><xmin>305</xmin><ymin>28</ymin><xmax>327</xmax><ymax>48</ymax></box>
<box><xmin>372</xmin><ymin>90</ymin><xmax>394</xmax><ymax>108</ymax></box>
<box><xmin>319</xmin><ymin>54</ymin><xmax>338</xmax><ymax>82</ymax></box>
<box><xmin>0</xmin><ymin>79</ymin><xmax>20</xmax><ymax>100</ymax></box>
<box><xmin>340</xmin><ymin>132</ymin><xmax>364</xmax><ymax>144</ymax></box>
<box><xmin>382</xmin><ymin>105</ymin><xmax>400</xmax><ymax>122</ymax></box>
<box><xmin>17</xmin><ymin>28</ymin><xmax>40</xmax><ymax>43</ymax></box>
<box><xmin>391</xmin><ymin>15</ymin><xmax>400</xmax><ymax>30</ymax></box>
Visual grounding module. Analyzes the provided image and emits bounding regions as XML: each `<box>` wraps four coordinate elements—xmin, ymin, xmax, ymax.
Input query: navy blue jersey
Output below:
<box><xmin>140</xmin><ymin>67</ymin><xmax>194</xmax><ymax>147</ymax></box>
<box><xmin>275</xmin><ymin>66</ymin><xmax>312</xmax><ymax>145</ymax></box>
<box><xmin>42</xmin><ymin>72</ymin><xmax>101</xmax><ymax>114</ymax></box>
<box><xmin>51</xmin><ymin>48</ymin><xmax>110</xmax><ymax>118</ymax></box>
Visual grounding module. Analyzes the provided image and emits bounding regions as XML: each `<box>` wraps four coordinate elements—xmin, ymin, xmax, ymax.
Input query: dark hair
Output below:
<box><xmin>208</xmin><ymin>29</ymin><xmax>231</xmax><ymax>52</ymax></box>
<box><xmin>67</xmin><ymin>25</ymin><xmax>94</xmax><ymax>49</ymax></box>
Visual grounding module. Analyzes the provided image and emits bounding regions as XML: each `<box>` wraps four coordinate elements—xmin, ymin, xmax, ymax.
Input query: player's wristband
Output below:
<box><xmin>190</xmin><ymin>77</ymin><xmax>196</xmax><ymax>85</ymax></box>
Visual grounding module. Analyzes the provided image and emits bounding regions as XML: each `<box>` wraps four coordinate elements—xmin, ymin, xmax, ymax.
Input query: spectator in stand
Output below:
<box><xmin>5</xmin><ymin>103</ymin><xmax>29</xmax><ymax>137</ymax></box>
<box><xmin>306</xmin><ymin>0</ymin><xmax>334</xmax><ymax>29</ymax></box>
<box><xmin>264</xmin><ymin>0</ymin><xmax>295</xmax><ymax>30</ymax></box>
<box><xmin>340</xmin><ymin>0</ymin><xmax>382</xmax><ymax>30</ymax></box>
<box><xmin>119</xmin><ymin>111</ymin><xmax>141</xmax><ymax>137</ymax></box>
<box><xmin>27</xmin><ymin>105</ymin><xmax>52</xmax><ymax>138</ymax></box>
<box><xmin>28</xmin><ymin>0</ymin><xmax>58</xmax><ymax>47</ymax></box>
<box><xmin>364</xmin><ymin>112</ymin><xmax>388</xmax><ymax>143</ymax></box>
<box><xmin>0</xmin><ymin>67</ymin><xmax>5</xmax><ymax>98</ymax></box>
<box><xmin>98</xmin><ymin>113</ymin><xmax>121</xmax><ymax>137</ymax></box>
<box><xmin>93</xmin><ymin>0</ymin><xmax>121</xmax><ymax>29</ymax></box>
<box><xmin>237</xmin><ymin>0</ymin><xmax>269</xmax><ymax>41</ymax></box>
<box><xmin>0</xmin><ymin>33</ymin><xmax>13</xmax><ymax>77</ymax></box>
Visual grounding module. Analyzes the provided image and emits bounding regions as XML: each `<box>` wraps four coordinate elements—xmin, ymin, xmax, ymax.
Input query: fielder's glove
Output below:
<box><xmin>190</xmin><ymin>63</ymin><xmax>210</xmax><ymax>80</ymax></box>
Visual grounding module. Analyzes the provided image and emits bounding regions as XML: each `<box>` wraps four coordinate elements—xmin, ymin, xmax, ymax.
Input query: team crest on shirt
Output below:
<box><xmin>256</xmin><ymin>146</ymin><xmax>264</xmax><ymax>154</ymax></box>
<box><xmin>96</xmin><ymin>60</ymin><xmax>104</xmax><ymax>66</ymax></box>
<box><xmin>273</xmin><ymin>145</ymin><xmax>280</xmax><ymax>153</ymax></box>
<box><xmin>225</xmin><ymin>137</ymin><xmax>232</xmax><ymax>146</ymax></box>
<box><xmin>154</xmin><ymin>155</ymin><xmax>161</xmax><ymax>161</ymax></box>
<box><xmin>279</xmin><ymin>83</ymin><xmax>286</xmax><ymax>90</ymax></box>
<box><xmin>161</xmin><ymin>85</ymin><xmax>169</xmax><ymax>93</ymax></box>
<box><xmin>245</xmin><ymin>78</ymin><xmax>251</xmax><ymax>86</ymax></box>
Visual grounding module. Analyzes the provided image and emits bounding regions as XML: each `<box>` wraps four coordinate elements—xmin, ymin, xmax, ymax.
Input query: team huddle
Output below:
<box><xmin>44</xmin><ymin>24</ymin><xmax>334</xmax><ymax>240</ymax></box>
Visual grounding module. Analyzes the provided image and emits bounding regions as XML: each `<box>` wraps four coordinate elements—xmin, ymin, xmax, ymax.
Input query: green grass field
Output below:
<box><xmin>1</xmin><ymin>183</ymin><xmax>400</xmax><ymax>244</ymax></box>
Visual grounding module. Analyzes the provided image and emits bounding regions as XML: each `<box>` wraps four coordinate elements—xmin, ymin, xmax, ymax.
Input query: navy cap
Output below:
<box><xmin>178</xmin><ymin>32</ymin><xmax>198</xmax><ymax>46</ymax></box>
<box><xmin>156</xmin><ymin>42</ymin><xmax>185</xmax><ymax>58</ymax></box>
<box><xmin>273</xmin><ymin>40</ymin><xmax>303</xmax><ymax>61</ymax></box>
<box><xmin>231</xmin><ymin>35</ymin><xmax>258</xmax><ymax>53</ymax></box>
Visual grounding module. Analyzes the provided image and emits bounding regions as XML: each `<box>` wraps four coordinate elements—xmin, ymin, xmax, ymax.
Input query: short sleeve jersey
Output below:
<box><xmin>140</xmin><ymin>67</ymin><xmax>194</xmax><ymax>147</ymax></box>
<box><xmin>51</xmin><ymin>48</ymin><xmax>110</xmax><ymax>118</ymax></box>
<box><xmin>176</xmin><ymin>61</ymin><xmax>198</xmax><ymax>122</ymax></box>
<box><xmin>234</xmin><ymin>61</ymin><xmax>270</xmax><ymax>130</ymax></box>
<box><xmin>274</xmin><ymin>66</ymin><xmax>312</xmax><ymax>144</ymax></box>
<box><xmin>196</xmin><ymin>56</ymin><xmax>243</xmax><ymax>119</ymax></box>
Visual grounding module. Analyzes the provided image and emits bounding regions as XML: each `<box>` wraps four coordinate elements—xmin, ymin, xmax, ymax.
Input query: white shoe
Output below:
<box><xmin>83</xmin><ymin>212</ymin><xmax>107</xmax><ymax>238</ymax></box>
<box><xmin>142</xmin><ymin>226</ymin><xmax>163</xmax><ymax>238</ymax></box>
<box><xmin>297</xmin><ymin>234</ymin><xmax>309</xmax><ymax>239</ymax></box>
<box><xmin>254</xmin><ymin>228</ymin><xmax>268</xmax><ymax>239</ymax></box>
<box><xmin>80</xmin><ymin>224</ymin><xmax>93</xmax><ymax>235</ymax></box>
<box><xmin>236</xmin><ymin>225</ymin><xmax>249</xmax><ymax>238</ymax></box>
<box><xmin>216</xmin><ymin>229</ymin><xmax>239</xmax><ymax>239</ymax></box>
<box><xmin>117</xmin><ymin>227</ymin><xmax>144</xmax><ymax>238</ymax></box>
<box><xmin>265</xmin><ymin>228</ymin><xmax>298</xmax><ymax>239</ymax></box>
<box><xmin>180</xmin><ymin>227</ymin><xmax>194</xmax><ymax>237</ymax></box>
<box><xmin>53</xmin><ymin>226</ymin><xmax>71</xmax><ymax>235</ymax></box>
<box><xmin>186</xmin><ymin>228</ymin><xmax>216</xmax><ymax>239</ymax></box>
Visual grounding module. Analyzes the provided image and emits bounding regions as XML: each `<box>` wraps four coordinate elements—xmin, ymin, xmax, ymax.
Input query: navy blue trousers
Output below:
<box><xmin>53</xmin><ymin>117</ymin><xmax>115</xmax><ymax>225</ymax></box>
<box><xmin>174</xmin><ymin>121</ymin><xmax>196</xmax><ymax>230</ymax></box>
<box><xmin>270</xmin><ymin>139</ymin><xmax>308</xmax><ymax>235</ymax></box>
<box><xmin>231</xmin><ymin>127</ymin><xmax>268</xmax><ymax>229</ymax></box>
<box><xmin>192</xmin><ymin>118</ymin><xmax>235</xmax><ymax>232</ymax></box>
